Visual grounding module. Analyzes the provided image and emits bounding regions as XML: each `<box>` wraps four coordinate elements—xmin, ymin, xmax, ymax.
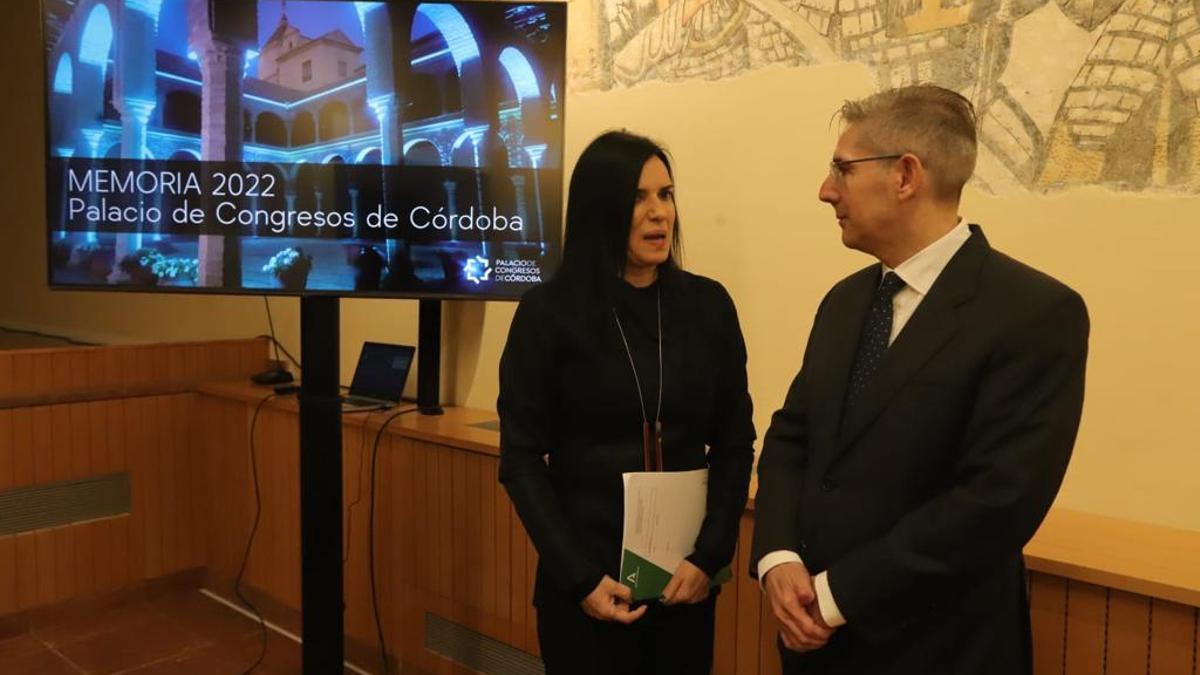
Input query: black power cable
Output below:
<box><xmin>344</xmin><ymin>408</ymin><xmax>384</xmax><ymax>564</ymax></box>
<box><xmin>236</xmin><ymin>391</ymin><xmax>287</xmax><ymax>675</ymax></box>
<box><xmin>263</xmin><ymin>296</ymin><xmax>284</xmax><ymax>368</ymax></box>
<box><xmin>367</xmin><ymin>406</ymin><xmax>420</xmax><ymax>675</ymax></box>
<box><xmin>257</xmin><ymin>296</ymin><xmax>301</xmax><ymax>372</ymax></box>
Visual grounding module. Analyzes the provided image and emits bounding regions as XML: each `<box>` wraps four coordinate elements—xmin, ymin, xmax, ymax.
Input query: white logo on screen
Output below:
<box><xmin>464</xmin><ymin>256</ymin><xmax>491</xmax><ymax>284</ymax></box>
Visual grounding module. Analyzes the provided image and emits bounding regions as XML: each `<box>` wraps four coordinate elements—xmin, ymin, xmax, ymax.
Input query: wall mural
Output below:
<box><xmin>569</xmin><ymin>0</ymin><xmax>1200</xmax><ymax>193</ymax></box>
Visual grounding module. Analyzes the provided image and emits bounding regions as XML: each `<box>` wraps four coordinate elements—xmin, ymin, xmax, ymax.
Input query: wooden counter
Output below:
<box><xmin>200</xmin><ymin>381</ymin><xmax>1200</xmax><ymax>607</ymax></box>
<box><xmin>193</xmin><ymin>379</ymin><xmax>1200</xmax><ymax>675</ymax></box>
<box><xmin>1025</xmin><ymin>508</ymin><xmax>1200</xmax><ymax>607</ymax></box>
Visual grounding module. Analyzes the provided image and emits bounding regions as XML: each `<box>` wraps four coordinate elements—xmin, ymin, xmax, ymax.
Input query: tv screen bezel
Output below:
<box><xmin>40</xmin><ymin>0</ymin><xmax>567</xmax><ymax>301</ymax></box>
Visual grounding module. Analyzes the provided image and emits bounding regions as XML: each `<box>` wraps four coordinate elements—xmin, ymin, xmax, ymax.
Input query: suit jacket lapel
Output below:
<box><xmin>834</xmin><ymin>226</ymin><xmax>990</xmax><ymax>456</ymax></box>
<box><xmin>807</xmin><ymin>267</ymin><xmax>877</xmax><ymax>465</ymax></box>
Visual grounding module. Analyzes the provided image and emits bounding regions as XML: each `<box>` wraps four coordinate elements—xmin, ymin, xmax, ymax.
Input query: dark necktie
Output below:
<box><xmin>846</xmin><ymin>271</ymin><xmax>906</xmax><ymax>406</ymax></box>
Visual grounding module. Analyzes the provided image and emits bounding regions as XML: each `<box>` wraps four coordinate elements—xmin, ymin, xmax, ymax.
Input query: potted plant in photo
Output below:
<box><xmin>119</xmin><ymin>249</ymin><xmax>201</xmax><ymax>286</ymax></box>
<box><xmin>117</xmin><ymin>248</ymin><xmax>164</xmax><ymax>286</ymax></box>
<box><xmin>263</xmin><ymin>246</ymin><xmax>314</xmax><ymax>290</ymax></box>
<box><xmin>151</xmin><ymin>255</ymin><xmax>200</xmax><ymax>286</ymax></box>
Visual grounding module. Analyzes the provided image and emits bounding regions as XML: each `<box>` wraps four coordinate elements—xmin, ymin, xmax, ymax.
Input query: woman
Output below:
<box><xmin>498</xmin><ymin>130</ymin><xmax>755</xmax><ymax>673</ymax></box>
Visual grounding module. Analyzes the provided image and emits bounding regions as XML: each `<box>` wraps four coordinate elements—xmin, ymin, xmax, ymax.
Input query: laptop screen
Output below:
<box><xmin>347</xmin><ymin>342</ymin><xmax>415</xmax><ymax>402</ymax></box>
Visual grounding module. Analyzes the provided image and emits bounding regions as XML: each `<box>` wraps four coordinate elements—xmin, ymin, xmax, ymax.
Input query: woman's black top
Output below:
<box><xmin>498</xmin><ymin>268</ymin><xmax>756</xmax><ymax>605</ymax></box>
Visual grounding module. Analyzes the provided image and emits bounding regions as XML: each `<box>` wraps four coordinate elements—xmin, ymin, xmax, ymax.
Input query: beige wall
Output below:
<box><xmin>5</xmin><ymin>2</ymin><xmax>1197</xmax><ymax>532</ymax></box>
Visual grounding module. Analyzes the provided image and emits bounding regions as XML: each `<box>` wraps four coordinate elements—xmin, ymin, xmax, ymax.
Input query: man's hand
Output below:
<box><xmin>661</xmin><ymin>559</ymin><xmax>710</xmax><ymax>605</ymax></box>
<box><xmin>763</xmin><ymin>562</ymin><xmax>834</xmax><ymax>652</ymax></box>
<box><xmin>580</xmin><ymin>575</ymin><xmax>648</xmax><ymax>623</ymax></box>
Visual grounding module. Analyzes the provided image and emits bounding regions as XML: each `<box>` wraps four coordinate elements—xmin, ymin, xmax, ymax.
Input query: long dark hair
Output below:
<box><xmin>553</xmin><ymin>130</ymin><xmax>683</xmax><ymax>302</ymax></box>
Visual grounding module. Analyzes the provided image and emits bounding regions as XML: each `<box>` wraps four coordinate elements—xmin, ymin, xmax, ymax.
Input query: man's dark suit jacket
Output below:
<box><xmin>751</xmin><ymin>225</ymin><xmax>1089</xmax><ymax>675</ymax></box>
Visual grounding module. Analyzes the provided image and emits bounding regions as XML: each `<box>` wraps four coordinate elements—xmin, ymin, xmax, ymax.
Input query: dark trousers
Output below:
<box><xmin>536</xmin><ymin>594</ymin><xmax>717</xmax><ymax>675</ymax></box>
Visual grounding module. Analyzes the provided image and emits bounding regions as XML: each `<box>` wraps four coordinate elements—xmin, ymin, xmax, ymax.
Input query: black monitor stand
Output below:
<box><xmin>298</xmin><ymin>295</ymin><xmax>343</xmax><ymax>673</ymax></box>
<box><xmin>296</xmin><ymin>295</ymin><xmax>445</xmax><ymax>674</ymax></box>
<box><xmin>417</xmin><ymin>298</ymin><xmax>444</xmax><ymax>415</ymax></box>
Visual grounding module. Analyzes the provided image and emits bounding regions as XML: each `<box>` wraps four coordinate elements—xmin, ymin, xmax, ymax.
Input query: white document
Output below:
<box><xmin>619</xmin><ymin>468</ymin><xmax>729</xmax><ymax>600</ymax></box>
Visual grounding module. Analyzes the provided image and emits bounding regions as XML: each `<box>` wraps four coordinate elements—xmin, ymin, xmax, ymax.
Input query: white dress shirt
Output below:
<box><xmin>757</xmin><ymin>221</ymin><xmax>972</xmax><ymax>627</ymax></box>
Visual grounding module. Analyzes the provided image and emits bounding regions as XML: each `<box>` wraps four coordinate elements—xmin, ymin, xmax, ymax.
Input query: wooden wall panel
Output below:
<box><xmin>1148</xmin><ymin>600</ymin><xmax>1197</xmax><ymax>674</ymax></box>
<box><xmin>451</xmin><ymin>450</ymin><xmax>468</xmax><ymax>608</ymax></box>
<box><xmin>49</xmin><ymin>404</ymin><xmax>70</xmax><ymax>481</ymax></box>
<box><xmin>713</xmin><ymin>518</ymin><xmax>740</xmax><ymax>675</ymax></box>
<box><xmin>1106</xmin><ymin>589</ymin><xmax>1150</xmax><ymax>674</ymax></box>
<box><xmin>71</xmin><ymin>403</ymin><xmax>91</xmax><ymax>479</ymax></box>
<box><xmin>0</xmin><ymin>536</ymin><xmax>15</xmax><ymax>615</ymax></box>
<box><xmin>1065</xmin><ymin>582</ymin><xmax>1108</xmax><ymax>675</ymax></box>
<box><xmin>157</xmin><ymin>396</ymin><xmax>178</xmax><ymax>576</ymax></box>
<box><xmin>0</xmin><ymin>409</ymin><xmax>12</xmax><ymax>491</ymax></box>
<box><xmin>54</xmin><ymin>524</ymin><xmax>77</xmax><ymax>604</ymax></box>
<box><xmin>111</xmin><ymin>515</ymin><xmax>130</xmax><ymax>593</ymax></box>
<box><xmin>35</xmin><ymin>528</ymin><xmax>55</xmax><ymax>605</ymax></box>
<box><xmin>93</xmin><ymin>518</ymin><xmax>113</xmax><ymax>595</ymax></box>
<box><xmin>735</xmin><ymin>515</ymin><xmax>761</xmax><ymax>675</ymax></box>
<box><xmin>0</xmin><ymin>339</ymin><xmax>267</xmax><ymax>618</ymax></box>
<box><xmin>0</xmin><ymin>352</ymin><xmax>12</xmax><ymax>399</ymax></box>
<box><xmin>493</xmin><ymin>468</ymin><xmax>512</xmax><ymax>633</ymax></box>
<box><xmin>87</xmin><ymin>401</ymin><xmax>108</xmax><ymax>476</ymax></box>
<box><xmin>437</xmin><ymin>447</ymin><xmax>453</xmax><ymax>603</ymax></box>
<box><xmin>32</xmin><ymin>407</ymin><xmax>53</xmax><ymax>485</ymax></box>
<box><xmin>32</xmin><ymin>353</ymin><xmax>53</xmax><ymax>398</ymax></box>
<box><xmin>0</xmin><ymin>406</ymin><xmax>12</xmax><ymax>617</ymax></box>
<box><xmin>12</xmin><ymin>353</ymin><xmax>34</xmax><ymax>402</ymax></box>
<box><xmin>1031</xmin><ymin>572</ymin><xmax>1068</xmax><ymax>675</ymax></box>
<box><xmin>51</xmin><ymin>352</ymin><xmax>72</xmax><ymax>397</ymax></box>
<box><xmin>391</xmin><ymin>435</ymin><xmax>415</xmax><ymax>646</ymax></box>
<box><xmin>74</xmin><ymin>520</ymin><xmax>96</xmax><ymax>601</ymax></box>
<box><xmin>11</xmin><ymin>410</ymin><xmax>32</xmax><ymax>489</ymax></box>
<box><xmin>121</xmin><ymin>399</ymin><xmax>146</xmax><ymax>588</ymax></box>
<box><xmin>465</xmin><ymin>453</ymin><xmax>483</xmax><ymax>615</ymax></box>
<box><xmin>16</xmin><ymin>532</ymin><xmax>37</xmax><ymax>610</ymax></box>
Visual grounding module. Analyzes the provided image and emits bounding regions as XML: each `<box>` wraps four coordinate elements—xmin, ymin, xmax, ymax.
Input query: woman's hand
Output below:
<box><xmin>580</xmin><ymin>575</ymin><xmax>648</xmax><ymax>623</ymax></box>
<box><xmin>660</xmin><ymin>559</ymin><xmax>710</xmax><ymax>605</ymax></box>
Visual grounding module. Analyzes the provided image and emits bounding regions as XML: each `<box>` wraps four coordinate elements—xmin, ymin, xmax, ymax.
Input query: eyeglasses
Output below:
<box><xmin>828</xmin><ymin>154</ymin><xmax>905</xmax><ymax>179</ymax></box>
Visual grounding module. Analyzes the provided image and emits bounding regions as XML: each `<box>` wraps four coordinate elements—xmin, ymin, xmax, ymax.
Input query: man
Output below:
<box><xmin>750</xmin><ymin>84</ymin><xmax>1089</xmax><ymax>674</ymax></box>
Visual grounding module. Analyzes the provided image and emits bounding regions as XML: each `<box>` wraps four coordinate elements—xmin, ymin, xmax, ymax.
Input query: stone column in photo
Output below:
<box><xmin>110</xmin><ymin>1</ymin><xmax>161</xmax><ymax>279</ymax></box>
<box><xmin>359</xmin><ymin>3</ymin><xmax>405</xmax><ymax>259</ymax></box>
<box><xmin>189</xmin><ymin>0</ymin><xmax>253</xmax><ymax>288</ymax></box>
<box><xmin>108</xmin><ymin>98</ymin><xmax>156</xmax><ymax>281</ymax></box>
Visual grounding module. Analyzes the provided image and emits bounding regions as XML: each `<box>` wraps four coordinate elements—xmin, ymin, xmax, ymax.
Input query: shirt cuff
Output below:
<box><xmin>757</xmin><ymin>550</ymin><xmax>803</xmax><ymax>589</ymax></box>
<box><xmin>813</xmin><ymin>571</ymin><xmax>846</xmax><ymax>627</ymax></box>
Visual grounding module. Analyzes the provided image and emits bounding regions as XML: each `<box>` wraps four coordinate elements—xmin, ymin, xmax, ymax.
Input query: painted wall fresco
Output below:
<box><xmin>569</xmin><ymin>0</ymin><xmax>1200</xmax><ymax>193</ymax></box>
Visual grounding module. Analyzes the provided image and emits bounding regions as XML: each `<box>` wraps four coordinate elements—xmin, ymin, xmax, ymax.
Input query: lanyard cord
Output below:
<box><xmin>612</xmin><ymin>286</ymin><xmax>663</xmax><ymax>427</ymax></box>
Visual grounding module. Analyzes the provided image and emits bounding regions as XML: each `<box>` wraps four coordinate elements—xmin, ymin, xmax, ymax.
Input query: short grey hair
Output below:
<box><xmin>837</xmin><ymin>84</ymin><xmax>977</xmax><ymax>201</ymax></box>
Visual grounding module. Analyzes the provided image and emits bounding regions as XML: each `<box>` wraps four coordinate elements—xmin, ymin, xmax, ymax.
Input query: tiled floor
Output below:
<box><xmin>0</xmin><ymin>589</ymin><xmax>354</xmax><ymax>674</ymax></box>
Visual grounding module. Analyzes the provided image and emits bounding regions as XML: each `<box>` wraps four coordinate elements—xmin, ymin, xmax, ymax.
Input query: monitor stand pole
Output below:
<box><xmin>417</xmin><ymin>298</ymin><xmax>444</xmax><ymax>415</ymax></box>
<box><xmin>296</xmin><ymin>295</ymin><xmax>438</xmax><ymax>673</ymax></box>
<box><xmin>298</xmin><ymin>295</ymin><xmax>343</xmax><ymax>673</ymax></box>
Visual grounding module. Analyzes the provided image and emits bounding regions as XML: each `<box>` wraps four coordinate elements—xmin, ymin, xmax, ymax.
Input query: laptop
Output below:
<box><xmin>341</xmin><ymin>342</ymin><xmax>416</xmax><ymax>412</ymax></box>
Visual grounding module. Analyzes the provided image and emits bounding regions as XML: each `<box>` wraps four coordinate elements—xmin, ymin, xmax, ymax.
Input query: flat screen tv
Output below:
<box><xmin>42</xmin><ymin>0</ymin><xmax>565</xmax><ymax>299</ymax></box>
